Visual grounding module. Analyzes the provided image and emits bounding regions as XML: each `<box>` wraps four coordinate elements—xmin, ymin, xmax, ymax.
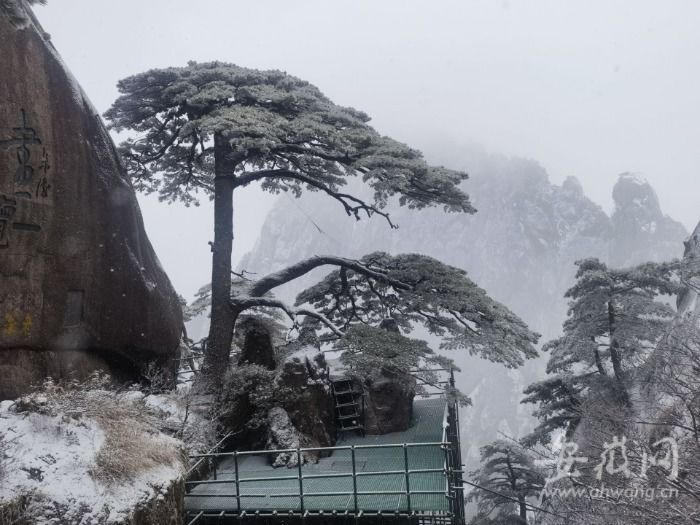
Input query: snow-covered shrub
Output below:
<box><xmin>139</xmin><ymin>361</ymin><xmax>174</xmax><ymax>395</ymax></box>
<box><xmin>218</xmin><ymin>364</ymin><xmax>282</xmax><ymax>431</ymax></box>
<box><xmin>142</xmin><ymin>388</ymin><xmax>219</xmax><ymax>465</ymax></box>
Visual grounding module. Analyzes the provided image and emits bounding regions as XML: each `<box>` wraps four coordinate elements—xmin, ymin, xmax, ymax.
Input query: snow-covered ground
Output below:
<box><xmin>0</xmin><ymin>378</ymin><xmax>188</xmax><ymax>524</ymax></box>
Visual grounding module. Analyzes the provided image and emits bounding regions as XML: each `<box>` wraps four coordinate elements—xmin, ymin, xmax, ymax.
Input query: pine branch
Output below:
<box><xmin>249</xmin><ymin>255</ymin><xmax>410</xmax><ymax>297</ymax></box>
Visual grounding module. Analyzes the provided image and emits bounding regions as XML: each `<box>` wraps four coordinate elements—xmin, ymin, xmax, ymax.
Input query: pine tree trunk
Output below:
<box><xmin>201</xmin><ymin>133</ymin><xmax>237</xmax><ymax>389</ymax></box>
<box><xmin>592</xmin><ymin>336</ymin><xmax>607</xmax><ymax>376</ymax></box>
<box><xmin>518</xmin><ymin>494</ymin><xmax>528</xmax><ymax>524</ymax></box>
<box><xmin>607</xmin><ymin>300</ymin><xmax>629</xmax><ymax>404</ymax></box>
<box><xmin>506</xmin><ymin>453</ymin><xmax>527</xmax><ymax>524</ymax></box>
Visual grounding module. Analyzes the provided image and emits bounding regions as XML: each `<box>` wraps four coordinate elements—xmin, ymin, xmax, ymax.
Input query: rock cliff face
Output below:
<box><xmin>239</xmin><ymin>144</ymin><xmax>687</xmax><ymax>464</ymax></box>
<box><xmin>0</xmin><ymin>4</ymin><xmax>182</xmax><ymax>399</ymax></box>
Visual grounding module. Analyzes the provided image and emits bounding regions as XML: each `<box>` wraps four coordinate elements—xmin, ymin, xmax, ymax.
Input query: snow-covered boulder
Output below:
<box><xmin>265</xmin><ymin>407</ymin><xmax>310</xmax><ymax>468</ymax></box>
<box><xmin>276</xmin><ymin>349</ymin><xmax>335</xmax><ymax>450</ymax></box>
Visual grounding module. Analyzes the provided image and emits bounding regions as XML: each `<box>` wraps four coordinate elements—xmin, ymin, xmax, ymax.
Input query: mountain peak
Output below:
<box><xmin>561</xmin><ymin>176</ymin><xmax>584</xmax><ymax>195</ymax></box>
<box><xmin>612</xmin><ymin>172</ymin><xmax>661</xmax><ymax>215</ymax></box>
<box><xmin>609</xmin><ymin>173</ymin><xmax>687</xmax><ymax>267</ymax></box>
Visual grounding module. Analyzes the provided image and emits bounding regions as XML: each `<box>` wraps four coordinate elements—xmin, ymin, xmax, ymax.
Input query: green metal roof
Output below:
<box><xmin>185</xmin><ymin>397</ymin><xmax>450</xmax><ymax>514</ymax></box>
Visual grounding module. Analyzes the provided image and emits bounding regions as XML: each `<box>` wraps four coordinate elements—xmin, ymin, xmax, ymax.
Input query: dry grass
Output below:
<box><xmin>90</xmin><ymin>399</ymin><xmax>184</xmax><ymax>484</ymax></box>
<box><xmin>0</xmin><ymin>494</ymin><xmax>31</xmax><ymax>525</ymax></box>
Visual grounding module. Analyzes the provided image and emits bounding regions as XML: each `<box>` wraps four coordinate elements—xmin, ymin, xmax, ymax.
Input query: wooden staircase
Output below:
<box><xmin>331</xmin><ymin>377</ymin><xmax>365</xmax><ymax>439</ymax></box>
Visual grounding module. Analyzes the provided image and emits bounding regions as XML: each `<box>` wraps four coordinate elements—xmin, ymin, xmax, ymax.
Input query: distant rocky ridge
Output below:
<box><xmin>241</xmin><ymin>147</ymin><xmax>686</xmax><ymax>340</ymax></box>
<box><xmin>239</xmin><ymin>143</ymin><xmax>687</xmax><ymax>464</ymax></box>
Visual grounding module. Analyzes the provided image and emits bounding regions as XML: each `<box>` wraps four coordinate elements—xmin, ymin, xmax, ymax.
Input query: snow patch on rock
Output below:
<box><xmin>266</xmin><ymin>407</ymin><xmax>308</xmax><ymax>468</ymax></box>
<box><xmin>0</xmin><ymin>388</ymin><xmax>184</xmax><ymax>524</ymax></box>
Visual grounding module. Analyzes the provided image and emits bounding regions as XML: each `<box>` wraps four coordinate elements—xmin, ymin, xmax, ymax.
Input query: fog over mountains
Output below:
<box><xmin>239</xmin><ymin>144</ymin><xmax>688</xmax><ymax>463</ymax></box>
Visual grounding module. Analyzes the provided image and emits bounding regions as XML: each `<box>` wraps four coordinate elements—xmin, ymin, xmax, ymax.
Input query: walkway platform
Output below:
<box><xmin>185</xmin><ymin>398</ymin><xmax>461</xmax><ymax>522</ymax></box>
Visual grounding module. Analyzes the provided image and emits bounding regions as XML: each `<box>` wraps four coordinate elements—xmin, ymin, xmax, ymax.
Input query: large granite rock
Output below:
<box><xmin>237</xmin><ymin>317</ymin><xmax>276</xmax><ymax>370</ymax></box>
<box><xmin>360</xmin><ymin>318</ymin><xmax>417</xmax><ymax>435</ymax></box>
<box><xmin>265</xmin><ymin>406</ymin><xmax>314</xmax><ymax>467</ymax></box>
<box><xmin>277</xmin><ymin>351</ymin><xmax>335</xmax><ymax>450</ymax></box>
<box><xmin>362</xmin><ymin>370</ymin><xmax>417</xmax><ymax>434</ymax></box>
<box><xmin>264</xmin><ymin>354</ymin><xmax>335</xmax><ymax>468</ymax></box>
<box><xmin>0</xmin><ymin>4</ymin><xmax>182</xmax><ymax>399</ymax></box>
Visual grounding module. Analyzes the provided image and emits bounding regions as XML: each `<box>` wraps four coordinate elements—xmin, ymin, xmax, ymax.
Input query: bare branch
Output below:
<box><xmin>235</xmin><ymin>168</ymin><xmax>397</xmax><ymax>228</ymax></box>
<box><xmin>232</xmin><ymin>296</ymin><xmax>343</xmax><ymax>337</ymax></box>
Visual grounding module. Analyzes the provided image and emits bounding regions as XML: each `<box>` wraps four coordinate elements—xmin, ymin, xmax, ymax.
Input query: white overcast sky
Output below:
<box><xmin>33</xmin><ymin>1</ymin><xmax>700</xmax><ymax>299</ymax></box>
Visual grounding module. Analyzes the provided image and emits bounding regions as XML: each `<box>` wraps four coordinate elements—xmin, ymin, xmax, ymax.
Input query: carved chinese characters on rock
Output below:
<box><xmin>0</xmin><ymin>109</ymin><xmax>47</xmax><ymax>249</ymax></box>
<box><xmin>36</xmin><ymin>147</ymin><xmax>51</xmax><ymax>198</ymax></box>
<box><xmin>0</xmin><ymin>194</ymin><xmax>17</xmax><ymax>248</ymax></box>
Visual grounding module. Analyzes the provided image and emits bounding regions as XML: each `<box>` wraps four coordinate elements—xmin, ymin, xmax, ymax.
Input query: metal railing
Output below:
<box><xmin>184</xmin><ymin>368</ymin><xmax>465</xmax><ymax>524</ymax></box>
<box><xmin>186</xmin><ymin>430</ymin><xmax>241</xmax><ymax>483</ymax></box>
<box><xmin>185</xmin><ymin>441</ymin><xmax>454</xmax><ymax>518</ymax></box>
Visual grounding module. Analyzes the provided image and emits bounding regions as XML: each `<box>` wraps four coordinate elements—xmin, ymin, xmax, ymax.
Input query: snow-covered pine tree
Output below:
<box><xmin>105</xmin><ymin>62</ymin><xmax>474</xmax><ymax>387</ymax></box>
<box><xmin>185</xmin><ymin>251</ymin><xmax>539</xmax><ymax>399</ymax></box>
<box><xmin>523</xmin><ymin>257</ymin><xmax>681</xmax><ymax>445</ymax></box>
<box><xmin>521</xmin><ymin>374</ymin><xmax>586</xmax><ymax>446</ymax></box>
<box><xmin>467</xmin><ymin>439</ymin><xmax>545</xmax><ymax>525</ymax></box>
<box><xmin>292</xmin><ymin>252</ymin><xmax>539</xmax><ymax>397</ymax></box>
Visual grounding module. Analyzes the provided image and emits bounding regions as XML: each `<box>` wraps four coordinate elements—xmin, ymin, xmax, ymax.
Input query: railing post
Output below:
<box><xmin>453</xmin><ymin>398</ymin><xmax>465</xmax><ymax>525</ymax></box>
<box><xmin>443</xmin><ymin>440</ymin><xmax>455</xmax><ymax>520</ymax></box>
<box><xmin>213</xmin><ymin>441</ymin><xmax>220</xmax><ymax>481</ymax></box>
<box><xmin>361</xmin><ymin>395</ymin><xmax>366</xmax><ymax>437</ymax></box>
<box><xmin>351</xmin><ymin>446</ymin><xmax>359</xmax><ymax>523</ymax></box>
<box><xmin>403</xmin><ymin>444</ymin><xmax>412</xmax><ymax>514</ymax></box>
<box><xmin>297</xmin><ymin>448</ymin><xmax>305</xmax><ymax>517</ymax></box>
<box><xmin>234</xmin><ymin>451</ymin><xmax>241</xmax><ymax>514</ymax></box>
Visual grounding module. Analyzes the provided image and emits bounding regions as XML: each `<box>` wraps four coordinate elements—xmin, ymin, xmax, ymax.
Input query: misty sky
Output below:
<box><xmin>33</xmin><ymin>1</ymin><xmax>700</xmax><ymax>299</ymax></box>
